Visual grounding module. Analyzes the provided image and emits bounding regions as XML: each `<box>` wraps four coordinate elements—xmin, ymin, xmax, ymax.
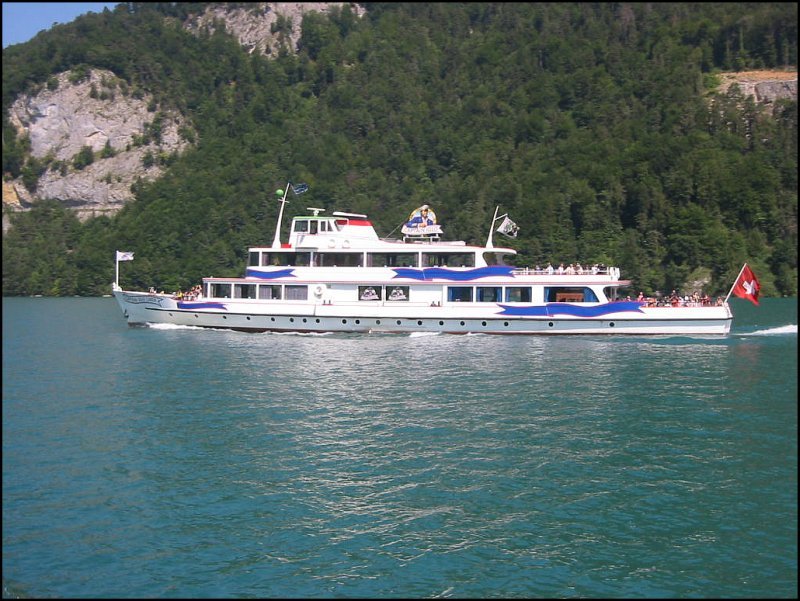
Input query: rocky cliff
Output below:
<box><xmin>185</xmin><ymin>2</ymin><xmax>364</xmax><ymax>56</ymax></box>
<box><xmin>716</xmin><ymin>70</ymin><xmax>798</xmax><ymax>105</ymax></box>
<box><xmin>6</xmin><ymin>69</ymin><xmax>188</xmax><ymax>224</ymax></box>
<box><xmin>2</xmin><ymin>2</ymin><xmax>362</xmax><ymax>231</ymax></box>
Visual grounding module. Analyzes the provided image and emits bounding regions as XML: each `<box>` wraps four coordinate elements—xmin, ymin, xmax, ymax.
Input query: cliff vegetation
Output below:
<box><xmin>2</xmin><ymin>2</ymin><xmax>797</xmax><ymax>297</ymax></box>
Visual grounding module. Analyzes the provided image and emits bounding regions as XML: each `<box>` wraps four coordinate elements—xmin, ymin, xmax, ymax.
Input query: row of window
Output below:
<box><xmin>446</xmin><ymin>287</ymin><xmax>597</xmax><ymax>302</ymax></box>
<box><xmin>207</xmin><ymin>283</ymin><xmax>598</xmax><ymax>304</ymax></box>
<box><xmin>250</xmin><ymin>250</ymin><xmax>479</xmax><ymax>268</ymax></box>
<box><xmin>211</xmin><ymin>283</ymin><xmax>308</xmax><ymax>300</ymax></box>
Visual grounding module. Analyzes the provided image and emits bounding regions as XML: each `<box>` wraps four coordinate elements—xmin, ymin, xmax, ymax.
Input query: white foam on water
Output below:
<box><xmin>146</xmin><ymin>322</ymin><xmax>204</xmax><ymax>330</ymax></box>
<box><xmin>740</xmin><ymin>324</ymin><xmax>797</xmax><ymax>336</ymax></box>
<box><xmin>408</xmin><ymin>331</ymin><xmax>442</xmax><ymax>338</ymax></box>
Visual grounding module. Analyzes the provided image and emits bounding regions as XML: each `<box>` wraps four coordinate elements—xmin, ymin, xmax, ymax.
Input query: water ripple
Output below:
<box><xmin>2</xmin><ymin>298</ymin><xmax>797</xmax><ymax>598</ymax></box>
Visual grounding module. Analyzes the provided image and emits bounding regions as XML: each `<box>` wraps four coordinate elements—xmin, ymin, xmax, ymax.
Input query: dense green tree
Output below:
<box><xmin>2</xmin><ymin>2</ymin><xmax>797</xmax><ymax>297</ymax></box>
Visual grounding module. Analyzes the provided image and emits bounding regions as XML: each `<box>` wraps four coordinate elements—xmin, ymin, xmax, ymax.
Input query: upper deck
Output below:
<box><xmin>262</xmin><ymin>208</ymin><xmax>515</xmax><ymax>257</ymax></box>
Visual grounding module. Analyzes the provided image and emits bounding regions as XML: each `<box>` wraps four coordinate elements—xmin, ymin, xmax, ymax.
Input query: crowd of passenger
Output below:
<box><xmin>627</xmin><ymin>289</ymin><xmax>724</xmax><ymax>307</ymax></box>
<box><xmin>530</xmin><ymin>262</ymin><xmax>725</xmax><ymax>306</ymax></box>
<box><xmin>172</xmin><ymin>284</ymin><xmax>203</xmax><ymax>300</ymax></box>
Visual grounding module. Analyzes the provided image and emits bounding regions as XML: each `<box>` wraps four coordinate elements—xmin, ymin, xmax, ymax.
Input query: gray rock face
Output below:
<box><xmin>753</xmin><ymin>80</ymin><xmax>798</xmax><ymax>103</ymax></box>
<box><xmin>717</xmin><ymin>70</ymin><xmax>798</xmax><ymax>106</ymax></box>
<box><xmin>3</xmin><ymin>4</ymin><xmax>365</xmax><ymax>230</ymax></box>
<box><xmin>185</xmin><ymin>2</ymin><xmax>365</xmax><ymax>55</ymax></box>
<box><xmin>5</xmin><ymin>69</ymin><xmax>189</xmax><ymax>223</ymax></box>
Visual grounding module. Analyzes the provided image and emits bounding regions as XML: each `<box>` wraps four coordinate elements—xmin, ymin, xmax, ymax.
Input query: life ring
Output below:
<box><xmin>328</xmin><ymin>239</ymin><xmax>336</xmax><ymax>248</ymax></box>
<box><xmin>313</xmin><ymin>285</ymin><xmax>325</xmax><ymax>297</ymax></box>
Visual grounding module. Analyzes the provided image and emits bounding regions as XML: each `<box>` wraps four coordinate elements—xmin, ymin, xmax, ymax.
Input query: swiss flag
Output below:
<box><xmin>732</xmin><ymin>264</ymin><xmax>760</xmax><ymax>305</ymax></box>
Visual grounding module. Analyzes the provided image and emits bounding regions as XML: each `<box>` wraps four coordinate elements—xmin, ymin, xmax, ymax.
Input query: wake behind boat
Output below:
<box><xmin>112</xmin><ymin>183</ymin><xmax>739</xmax><ymax>335</ymax></box>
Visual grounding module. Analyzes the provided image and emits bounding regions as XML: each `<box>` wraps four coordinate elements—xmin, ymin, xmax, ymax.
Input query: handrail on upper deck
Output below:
<box><xmin>512</xmin><ymin>266</ymin><xmax>617</xmax><ymax>277</ymax></box>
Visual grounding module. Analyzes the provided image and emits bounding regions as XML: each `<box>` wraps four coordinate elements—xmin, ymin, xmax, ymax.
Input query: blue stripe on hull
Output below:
<box><xmin>176</xmin><ymin>301</ymin><xmax>228</xmax><ymax>310</ymax></box>
<box><xmin>497</xmin><ymin>301</ymin><xmax>646</xmax><ymax>317</ymax></box>
<box><xmin>245</xmin><ymin>268</ymin><xmax>297</xmax><ymax>279</ymax></box>
<box><xmin>392</xmin><ymin>266</ymin><xmax>516</xmax><ymax>281</ymax></box>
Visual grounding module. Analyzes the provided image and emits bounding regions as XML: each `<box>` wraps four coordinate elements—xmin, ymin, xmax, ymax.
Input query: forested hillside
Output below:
<box><xmin>2</xmin><ymin>2</ymin><xmax>797</xmax><ymax>297</ymax></box>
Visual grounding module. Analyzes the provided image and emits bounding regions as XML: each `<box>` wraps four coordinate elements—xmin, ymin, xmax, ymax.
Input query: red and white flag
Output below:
<box><xmin>732</xmin><ymin>264</ymin><xmax>760</xmax><ymax>305</ymax></box>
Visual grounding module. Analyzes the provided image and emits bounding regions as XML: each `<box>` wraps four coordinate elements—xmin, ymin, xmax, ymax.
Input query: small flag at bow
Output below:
<box><xmin>116</xmin><ymin>250</ymin><xmax>134</xmax><ymax>261</ymax></box>
<box><xmin>732</xmin><ymin>264</ymin><xmax>760</xmax><ymax>305</ymax></box>
<box><xmin>291</xmin><ymin>182</ymin><xmax>309</xmax><ymax>195</ymax></box>
<box><xmin>496</xmin><ymin>216</ymin><xmax>519</xmax><ymax>238</ymax></box>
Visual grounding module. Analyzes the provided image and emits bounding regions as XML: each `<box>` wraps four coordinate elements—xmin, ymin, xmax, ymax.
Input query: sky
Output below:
<box><xmin>3</xmin><ymin>2</ymin><xmax>118</xmax><ymax>48</ymax></box>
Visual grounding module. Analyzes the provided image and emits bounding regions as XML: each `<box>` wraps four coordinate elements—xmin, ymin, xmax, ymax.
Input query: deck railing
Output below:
<box><xmin>512</xmin><ymin>266</ymin><xmax>618</xmax><ymax>277</ymax></box>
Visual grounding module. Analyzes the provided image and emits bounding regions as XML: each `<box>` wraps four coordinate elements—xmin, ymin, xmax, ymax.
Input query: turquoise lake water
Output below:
<box><xmin>2</xmin><ymin>296</ymin><xmax>797</xmax><ymax>598</ymax></box>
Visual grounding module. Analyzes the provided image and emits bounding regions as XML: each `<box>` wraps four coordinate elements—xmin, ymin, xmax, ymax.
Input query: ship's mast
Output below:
<box><xmin>485</xmin><ymin>206</ymin><xmax>500</xmax><ymax>249</ymax></box>
<box><xmin>271</xmin><ymin>184</ymin><xmax>290</xmax><ymax>249</ymax></box>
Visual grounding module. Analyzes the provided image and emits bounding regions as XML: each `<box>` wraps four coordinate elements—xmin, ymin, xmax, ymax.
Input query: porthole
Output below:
<box><xmin>396</xmin><ymin>320</ymin><xmax>402</xmax><ymax>325</ymax></box>
<box><xmin>481</xmin><ymin>321</ymin><xmax>487</xmax><ymax>326</ymax></box>
<box><xmin>342</xmin><ymin>319</ymin><xmax>348</xmax><ymax>324</ymax></box>
<box><xmin>271</xmin><ymin>317</ymin><xmax>276</xmax><ymax>322</ymax></box>
<box><xmin>417</xmin><ymin>320</ymin><xmax>423</xmax><ymax>326</ymax></box>
<box><xmin>460</xmin><ymin>321</ymin><xmax>465</xmax><ymax>326</ymax></box>
<box><xmin>376</xmin><ymin>320</ymin><xmax>381</xmax><ymax>325</ymax></box>
<box><xmin>355</xmin><ymin>320</ymin><xmax>361</xmax><ymax>324</ymax></box>
<box><xmin>289</xmin><ymin>318</ymin><xmax>294</xmax><ymax>323</ymax></box>
<box><xmin>548</xmin><ymin>322</ymin><xmax>554</xmax><ymax>327</ymax></box>
<box><xmin>439</xmin><ymin>321</ymin><xmax>444</xmax><ymax>326</ymax></box>
<box><xmin>609</xmin><ymin>322</ymin><xmax>615</xmax><ymax>327</ymax></box>
<box><xmin>246</xmin><ymin>316</ymin><xmax>251</xmax><ymax>320</ymax></box>
<box><xmin>302</xmin><ymin>318</ymin><xmax>307</xmax><ymax>323</ymax></box>
<box><xmin>315</xmin><ymin>319</ymin><xmax>320</xmax><ymax>323</ymax></box>
<box><xmin>504</xmin><ymin>321</ymin><xmax>509</xmax><ymax>327</ymax></box>
<box><xmin>222</xmin><ymin>316</ymin><xmax>227</xmax><ymax>319</ymax></box>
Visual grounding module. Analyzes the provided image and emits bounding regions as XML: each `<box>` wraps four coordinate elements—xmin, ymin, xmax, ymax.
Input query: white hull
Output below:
<box><xmin>113</xmin><ymin>289</ymin><xmax>733</xmax><ymax>335</ymax></box>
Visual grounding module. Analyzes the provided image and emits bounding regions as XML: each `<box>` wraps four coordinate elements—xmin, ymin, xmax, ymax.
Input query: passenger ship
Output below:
<box><xmin>112</xmin><ymin>188</ymin><xmax>734</xmax><ymax>335</ymax></box>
